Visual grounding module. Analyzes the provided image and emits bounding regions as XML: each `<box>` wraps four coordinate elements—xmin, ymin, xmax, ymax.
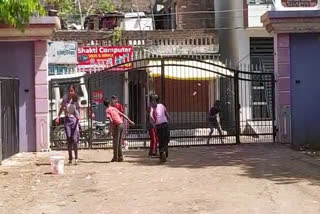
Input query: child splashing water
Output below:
<box><xmin>55</xmin><ymin>85</ymin><xmax>81</xmax><ymax>165</ymax></box>
<box><xmin>104</xmin><ymin>98</ymin><xmax>135</xmax><ymax>162</ymax></box>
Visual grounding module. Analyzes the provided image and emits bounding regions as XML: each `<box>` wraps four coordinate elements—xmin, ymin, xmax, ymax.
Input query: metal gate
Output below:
<box><xmin>0</xmin><ymin>78</ymin><xmax>19</xmax><ymax>163</ymax></box>
<box><xmin>49</xmin><ymin>57</ymin><xmax>275</xmax><ymax>149</ymax></box>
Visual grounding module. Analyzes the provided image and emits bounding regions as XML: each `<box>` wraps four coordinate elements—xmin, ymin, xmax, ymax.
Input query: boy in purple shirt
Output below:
<box><xmin>150</xmin><ymin>94</ymin><xmax>170</xmax><ymax>163</ymax></box>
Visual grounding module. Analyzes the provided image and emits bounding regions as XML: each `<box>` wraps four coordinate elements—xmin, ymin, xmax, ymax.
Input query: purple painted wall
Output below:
<box><xmin>0</xmin><ymin>42</ymin><xmax>36</xmax><ymax>152</ymax></box>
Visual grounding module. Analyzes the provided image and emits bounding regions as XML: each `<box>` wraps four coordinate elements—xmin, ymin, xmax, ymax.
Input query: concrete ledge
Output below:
<box><xmin>29</xmin><ymin>16</ymin><xmax>60</xmax><ymax>27</ymax></box>
<box><xmin>0</xmin><ymin>16</ymin><xmax>60</xmax><ymax>41</ymax></box>
<box><xmin>262</xmin><ymin>10</ymin><xmax>320</xmax><ymax>33</ymax></box>
<box><xmin>263</xmin><ymin>10</ymin><xmax>320</xmax><ymax>19</ymax></box>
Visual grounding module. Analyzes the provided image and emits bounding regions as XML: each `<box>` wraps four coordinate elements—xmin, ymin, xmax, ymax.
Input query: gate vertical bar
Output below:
<box><xmin>14</xmin><ymin>80</ymin><xmax>19</xmax><ymax>154</ymax></box>
<box><xmin>124</xmin><ymin>72</ymin><xmax>129</xmax><ymax>116</ymax></box>
<box><xmin>161</xmin><ymin>58</ymin><xmax>166</xmax><ymax>105</ymax></box>
<box><xmin>234</xmin><ymin>71</ymin><xmax>241</xmax><ymax>144</ymax></box>
<box><xmin>10</xmin><ymin>80</ymin><xmax>14</xmax><ymax>155</ymax></box>
<box><xmin>88</xmin><ymin>78</ymin><xmax>93</xmax><ymax>149</ymax></box>
<box><xmin>49</xmin><ymin>80</ymin><xmax>53</xmax><ymax>148</ymax></box>
<box><xmin>271</xmin><ymin>73</ymin><xmax>276</xmax><ymax>142</ymax></box>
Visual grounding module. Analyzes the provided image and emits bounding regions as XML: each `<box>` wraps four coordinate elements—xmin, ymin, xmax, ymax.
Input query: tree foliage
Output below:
<box><xmin>0</xmin><ymin>0</ymin><xmax>45</xmax><ymax>29</ymax></box>
<box><xmin>95</xmin><ymin>0</ymin><xmax>115</xmax><ymax>14</ymax></box>
<box><xmin>112</xmin><ymin>26</ymin><xmax>122</xmax><ymax>43</ymax></box>
<box><xmin>45</xmin><ymin>0</ymin><xmax>115</xmax><ymax>28</ymax></box>
<box><xmin>0</xmin><ymin>0</ymin><xmax>115</xmax><ymax>29</ymax></box>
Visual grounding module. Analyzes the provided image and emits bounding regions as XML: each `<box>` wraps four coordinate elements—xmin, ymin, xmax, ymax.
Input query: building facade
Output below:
<box><xmin>216</xmin><ymin>0</ymin><xmax>320</xmax><ymax>146</ymax></box>
<box><xmin>154</xmin><ymin>0</ymin><xmax>215</xmax><ymax>30</ymax></box>
<box><xmin>0</xmin><ymin>17</ymin><xmax>60</xmax><ymax>158</ymax></box>
<box><xmin>262</xmin><ymin>0</ymin><xmax>320</xmax><ymax>148</ymax></box>
<box><xmin>215</xmin><ymin>0</ymin><xmax>275</xmax><ymax>136</ymax></box>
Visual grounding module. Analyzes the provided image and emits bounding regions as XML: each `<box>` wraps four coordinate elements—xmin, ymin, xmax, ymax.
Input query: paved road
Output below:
<box><xmin>1</xmin><ymin>143</ymin><xmax>320</xmax><ymax>214</ymax></box>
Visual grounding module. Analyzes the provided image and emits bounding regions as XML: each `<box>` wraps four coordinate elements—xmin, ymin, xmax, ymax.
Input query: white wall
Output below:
<box><xmin>215</xmin><ymin>0</ymin><xmax>272</xmax><ymax>64</ymax></box>
<box><xmin>121</xmin><ymin>18</ymin><xmax>154</xmax><ymax>31</ymax></box>
<box><xmin>248</xmin><ymin>4</ymin><xmax>272</xmax><ymax>27</ymax></box>
<box><xmin>232</xmin><ymin>28</ymin><xmax>272</xmax><ymax>121</ymax></box>
<box><xmin>238</xmin><ymin>28</ymin><xmax>272</xmax><ymax>65</ymax></box>
<box><xmin>215</xmin><ymin>0</ymin><xmax>273</xmax><ymax>121</ymax></box>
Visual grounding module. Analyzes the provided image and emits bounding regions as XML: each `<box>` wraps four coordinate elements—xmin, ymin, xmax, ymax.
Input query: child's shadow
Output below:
<box><xmin>44</xmin><ymin>172</ymin><xmax>53</xmax><ymax>175</ymax></box>
<box><xmin>79</xmin><ymin>160</ymin><xmax>110</xmax><ymax>164</ymax></box>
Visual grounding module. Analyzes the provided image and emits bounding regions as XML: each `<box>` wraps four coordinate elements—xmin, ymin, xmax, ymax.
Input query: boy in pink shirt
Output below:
<box><xmin>104</xmin><ymin>98</ymin><xmax>134</xmax><ymax>162</ymax></box>
<box><xmin>111</xmin><ymin>95</ymin><xmax>127</xmax><ymax>149</ymax></box>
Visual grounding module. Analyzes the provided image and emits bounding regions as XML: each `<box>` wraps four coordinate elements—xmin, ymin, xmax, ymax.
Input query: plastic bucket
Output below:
<box><xmin>50</xmin><ymin>156</ymin><xmax>65</xmax><ymax>175</ymax></box>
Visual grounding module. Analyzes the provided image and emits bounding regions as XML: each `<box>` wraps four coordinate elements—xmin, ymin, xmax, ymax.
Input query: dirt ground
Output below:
<box><xmin>1</xmin><ymin>143</ymin><xmax>320</xmax><ymax>214</ymax></box>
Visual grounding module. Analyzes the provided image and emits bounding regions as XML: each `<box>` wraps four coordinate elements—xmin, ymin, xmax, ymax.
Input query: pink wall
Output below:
<box><xmin>274</xmin><ymin>33</ymin><xmax>291</xmax><ymax>143</ymax></box>
<box><xmin>34</xmin><ymin>41</ymin><xmax>49</xmax><ymax>151</ymax></box>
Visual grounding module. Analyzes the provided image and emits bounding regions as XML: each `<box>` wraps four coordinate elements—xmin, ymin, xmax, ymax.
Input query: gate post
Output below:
<box><xmin>234</xmin><ymin>71</ymin><xmax>241</xmax><ymax>144</ymax></box>
<box><xmin>160</xmin><ymin>59</ymin><xmax>166</xmax><ymax>105</ymax></box>
<box><xmin>271</xmin><ymin>73</ymin><xmax>276</xmax><ymax>142</ymax></box>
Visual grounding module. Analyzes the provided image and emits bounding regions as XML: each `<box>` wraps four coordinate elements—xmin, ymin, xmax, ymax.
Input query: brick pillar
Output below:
<box><xmin>34</xmin><ymin>41</ymin><xmax>49</xmax><ymax>151</ymax></box>
<box><xmin>274</xmin><ymin>33</ymin><xmax>291</xmax><ymax>143</ymax></box>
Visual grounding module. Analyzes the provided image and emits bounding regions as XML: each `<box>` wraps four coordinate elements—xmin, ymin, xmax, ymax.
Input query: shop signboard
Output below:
<box><xmin>77</xmin><ymin>46</ymin><xmax>133</xmax><ymax>72</ymax></box>
<box><xmin>281</xmin><ymin>0</ymin><xmax>318</xmax><ymax>7</ymax></box>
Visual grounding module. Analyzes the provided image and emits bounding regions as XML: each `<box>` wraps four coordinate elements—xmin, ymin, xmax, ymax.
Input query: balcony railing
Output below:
<box><xmin>248</xmin><ymin>0</ymin><xmax>273</xmax><ymax>4</ymax></box>
<box><xmin>52</xmin><ymin>29</ymin><xmax>219</xmax><ymax>56</ymax></box>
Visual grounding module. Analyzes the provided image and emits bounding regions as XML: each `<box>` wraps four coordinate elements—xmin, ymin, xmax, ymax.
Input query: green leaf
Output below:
<box><xmin>0</xmin><ymin>0</ymin><xmax>45</xmax><ymax>30</ymax></box>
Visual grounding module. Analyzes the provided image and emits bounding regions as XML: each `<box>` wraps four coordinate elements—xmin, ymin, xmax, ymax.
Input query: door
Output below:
<box><xmin>291</xmin><ymin>33</ymin><xmax>320</xmax><ymax>147</ymax></box>
<box><xmin>1</xmin><ymin>78</ymin><xmax>19</xmax><ymax>162</ymax></box>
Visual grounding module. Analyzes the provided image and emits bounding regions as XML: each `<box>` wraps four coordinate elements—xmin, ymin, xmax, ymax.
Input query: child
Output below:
<box><xmin>55</xmin><ymin>85</ymin><xmax>80</xmax><ymax>165</ymax></box>
<box><xmin>150</xmin><ymin>94</ymin><xmax>170</xmax><ymax>163</ymax></box>
<box><xmin>104</xmin><ymin>98</ymin><xmax>135</xmax><ymax>162</ymax></box>
<box><xmin>208</xmin><ymin>100</ymin><xmax>224</xmax><ymax>144</ymax></box>
<box><xmin>147</xmin><ymin>95</ymin><xmax>158</xmax><ymax>156</ymax></box>
<box><xmin>111</xmin><ymin>95</ymin><xmax>127</xmax><ymax>149</ymax></box>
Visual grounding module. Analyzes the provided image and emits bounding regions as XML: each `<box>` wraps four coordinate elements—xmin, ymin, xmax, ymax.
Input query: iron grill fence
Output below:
<box><xmin>49</xmin><ymin>56</ymin><xmax>275</xmax><ymax>150</ymax></box>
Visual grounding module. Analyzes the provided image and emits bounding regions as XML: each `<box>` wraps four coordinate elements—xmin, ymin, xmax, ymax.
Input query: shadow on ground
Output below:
<box><xmin>123</xmin><ymin>143</ymin><xmax>320</xmax><ymax>186</ymax></box>
<box><xmin>80</xmin><ymin>160</ymin><xmax>110</xmax><ymax>164</ymax></box>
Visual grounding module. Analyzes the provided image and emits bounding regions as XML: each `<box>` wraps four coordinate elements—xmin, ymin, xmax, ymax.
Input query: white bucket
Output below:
<box><xmin>50</xmin><ymin>156</ymin><xmax>65</xmax><ymax>175</ymax></box>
